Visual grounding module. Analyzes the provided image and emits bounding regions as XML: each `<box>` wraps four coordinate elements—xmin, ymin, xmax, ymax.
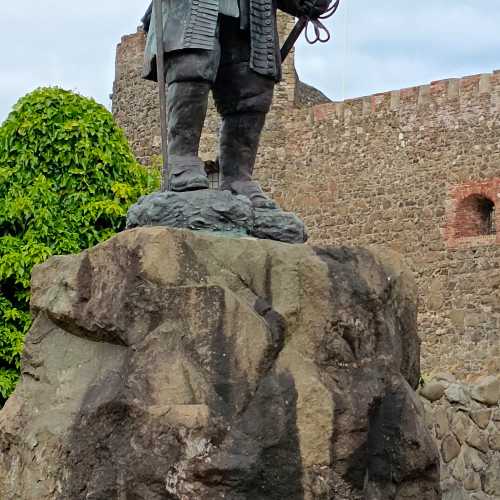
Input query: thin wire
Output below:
<box><xmin>342</xmin><ymin>0</ymin><xmax>350</xmax><ymax>101</ymax></box>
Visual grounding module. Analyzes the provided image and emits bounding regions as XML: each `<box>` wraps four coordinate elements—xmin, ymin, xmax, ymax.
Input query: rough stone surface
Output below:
<box><xmin>471</xmin><ymin>376</ymin><xmax>500</xmax><ymax>406</ymax></box>
<box><xmin>420</xmin><ymin>381</ymin><xmax>446</xmax><ymax>402</ymax></box>
<box><xmin>471</xmin><ymin>493</ymin><xmax>491</xmax><ymax>500</ymax></box>
<box><xmin>0</xmin><ymin>227</ymin><xmax>440</xmax><ymax>500</ymax></box>
<box><xmin>126</xmin><ymin>190</ymin><xmax>308</xmax><ymax>244</ymax></box>
<box><xmin>463</xmin><ymin>471</ymin><xmax>481</xmax><ymax>491</ymax></box>
<box><xmin>421</xmin><ymin>377</ymin><xmax>500</xmax><ymax>499</ymax></box>
<box><xmin>444</xmin><ymin>487</ymin><xmax>468</xmax><ymax>500</ymax></box>
<box><xmin>434</xmin><ymin>407</ymin><xmax>449</xmax><ymax>439</ymax></box>
<box><xmin>452</xmin><ymin>412</ymin><xmax>473</xmax><ymax>444</ymax></box>
<box><xmin>467</xmin><ymin>428</ymin><xmax>489</xmax><ymax>454</ymax></box>
<box><xmin>484</xmin><ymin>455</ymin><xmax>500</xmax><ymax>496</ymax></box>
<box><xmin>470</xmin><ymin>409</ymin><xmax>492</xmax><ymax>430</ymax></box>
<box><xmin>442</xmin><ymin>434</ymin><xmax>461</xmax><ymax>463</ymax></box>
<box><xmin>446</xmin><ymin>384</ymin><xmax>471</xmax><ymax>405</ymax></box>
<box><xmin>252</xmin><ymin>207</ymin><xmax>308</xmax><ymax>244</ymax></box>
<box><xmin>127</xmin><ymin>189</ymin><xmax>252</xmax><ymax>232</ymax></box>
<box><xmin>452</xmin><ymin>451</ymin><xmax>466</xmax><ymax>481</ymax></box>
<box><xmin>463</xmin><ymin>446</ymin><xmax>487</xmax><ymax>473</ymax></box>
<box><xmin>434</xmin><ymin>373</ymin><xmax>458</xmax><ymax>386</ymax></box>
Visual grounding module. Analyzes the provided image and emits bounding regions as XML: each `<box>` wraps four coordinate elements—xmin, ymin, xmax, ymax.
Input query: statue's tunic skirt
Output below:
<box><xmin>143</xmin><ymin>0</ymin><xmax>285</xmax><ymax>82</ymax></box>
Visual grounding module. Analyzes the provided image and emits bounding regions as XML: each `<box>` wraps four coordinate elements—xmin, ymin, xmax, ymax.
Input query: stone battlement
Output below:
<box><xmin>312</xmin><ymin>70</ymin><xmax>500</xmax><ymax>124</ymax></box>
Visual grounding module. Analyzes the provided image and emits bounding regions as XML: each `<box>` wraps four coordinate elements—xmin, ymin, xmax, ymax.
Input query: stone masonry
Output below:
<box><xmin>112</xmin><ymin>15</ymin><xmax>500</xmax><ymax>381</ymax></box>
<box><xmin>419</xmin><ymin>373</ymin><xmax>500</xmax><ymax>499</ymax></box>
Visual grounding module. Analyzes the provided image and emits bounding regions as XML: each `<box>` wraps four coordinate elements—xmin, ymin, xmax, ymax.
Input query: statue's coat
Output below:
<box><xmin>142</xmin><ymin>0</ymin><xmax>306</xmax><ymax>82</ymax></box>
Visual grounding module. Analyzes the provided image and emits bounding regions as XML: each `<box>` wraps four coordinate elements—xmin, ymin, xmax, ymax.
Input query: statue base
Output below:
<box><xmin>0</xmin><ymin>227</ymin><xmax>441</xmax><ymax>499</ymax></box>
<box><xmin>126</xmin><ymin>189</ymin><xmax>308</xmax><ymax>244</ymax></box>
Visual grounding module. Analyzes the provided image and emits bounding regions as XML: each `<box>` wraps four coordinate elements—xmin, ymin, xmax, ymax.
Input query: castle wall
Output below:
<box><xmin>112</xmin><ymin>20</ymin><xmax>500</xmax><ymax>381</ymax></box>
<box><xmin>112</xmin><ymin>30</ymin><xmax>160</xmax><ymax>165</ymax></box>
<box><xmin>257</xmin><ymin>71</ymin><xmax>500</xmax><ymax>381</ymax></box>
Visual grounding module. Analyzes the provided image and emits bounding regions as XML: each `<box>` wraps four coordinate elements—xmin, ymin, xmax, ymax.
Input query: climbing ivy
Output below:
<box><xmin>0</xmin><ymin>87</ymin><xmax>159</xmax><ymax>404</ymax></box>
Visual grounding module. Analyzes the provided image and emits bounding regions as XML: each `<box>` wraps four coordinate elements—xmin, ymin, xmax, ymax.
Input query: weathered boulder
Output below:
<box><xmin>420</xmin><ymin>381</ymin><xmax>446</xmax><ymax>402</ymax></box>
<box><xmin>0</xmin><ymin>228</ymin><xmax>440</xmax><ymax>500</ymax></box>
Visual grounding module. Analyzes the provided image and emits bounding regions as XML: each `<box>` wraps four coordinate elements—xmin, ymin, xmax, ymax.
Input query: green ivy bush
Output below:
<box><xmin>0</xmin><ymin>88</ymin><xmax>159</xmax><ymax>405</ymax></box>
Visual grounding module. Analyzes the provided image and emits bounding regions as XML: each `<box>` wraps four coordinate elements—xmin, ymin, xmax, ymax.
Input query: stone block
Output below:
<box><xmin>471</xmin><ymin>492</ymin><xmax>491</xmax><ymax>500</ymax></box>
<box><xmin>451</xmin><ymin>411</ymin><xmax>472</xmax><ymax>444</ymax></box>
<box><xmin>484</xmin><ymin>455</ymin><xmax>500</xmax><ymax>496</ymax></box>
<box><xmin>446</xmin><ymin>384</ymin><xmax>470</xmax><ymax>405</ymax></box>
<box><xmin>449</xmin><ymin>309</ymin><xmax>465</xmax><ymax>330</ymax></box>
<box><xmin>434</xmin><ymin>406</ymin><xmax>449</xmax><ymax>439</ymax></box>
<box><xmin>451</xmin><ymin>451</ymin><xmax>466</xmax><ymax>481</ymax></box>
<box><xmin>441</xmin><ymin>433</ymin><xmax>461</xmax><ymax>463</ymax></box>
<box><xmin>466</xmin><ymin>427</ymin><xmax>489</xmax><ymax>453</ymax></box>
<box><xmin>420</xmin><ymin>381</ymin><xmax>445</xmax><ymax>402</ymax></box>
<box><xmin>433</xmin><ymin>372</ymin><xmax>457</xmax><ymax>387</ymax></box>
<box><xmin>470</xmin><ymin>409</ymin><xmax>492</xmax><ymax>430</ymax></box>
<box><xmin>463</xmin><ymin>445</ymin><xmax>487</xmax><ymax>472</ymax></box>
<box><xmin>489</xmin><ymin>429</ymin><xmax>500</xmax><ymax>451</ymax></box>
<box><xmin>463</xmin><ymin>470</ymin><xmax>481</xmax><ymax>491</ymax></box>
<box><xmin>471</xmin><ymin>375</ymin><xmax>500</xmax><ymax>405</ymax></box>
<box><xmin>443</xmin><ymin>483</ymin><xmax>468</xmax><ymax>500</ymax></box>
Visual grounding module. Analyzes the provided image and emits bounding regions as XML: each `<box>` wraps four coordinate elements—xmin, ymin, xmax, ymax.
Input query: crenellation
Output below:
<box><xmin>418</xmin><ymin>84</ymin><xmax>431</xmax><ymax>106</ymax></box>
<box><xmin>301</xmin><ymin>71</ymin><xmax>500</xmax><ymax>127</ymax></box>
<box><xmin>334</xmin><ymin>101</ymin><xmax>344</xmax><ymax>119</ymax></box>
<box><xmin>309</xmin><ymin>79</ymin><xmax>474</xmax><ymax>124</ymax></box>
<box><xmin>312</xmin><ymin>102</ymin><xmax>336</xmax><ymax>123</ymax></box>
<box><xmin>399</xmin><ymin>85</ymin><xmax>419</xmax><ymax>107</ymax></box>
<box><xmin>479</xmin><ymin>73</ymin><xmax>492</xmax><ymax>94</ymax></box>
<box><xmin>390</xmin><ymin>90</ymin><xmax>401</xmax><ymax>111</ymax></box>
<box><xmin>362</xmin><ymin>95</ymin><xmax>371</xmax><ymax>115</ymax></box>
<box><xmin>371</xmin><ymin>91</ymin><xmax>392</xmax><ymax>112</ymax></box>
<box><xmin>447</xmin><ymin>79</ymin><xmax>460</xmax><ymax>100</ymax></box>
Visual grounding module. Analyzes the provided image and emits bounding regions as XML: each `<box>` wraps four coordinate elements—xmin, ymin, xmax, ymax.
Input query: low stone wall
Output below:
<box><xmin>419</xmin><ymin>374</ymin><xmax>500</xmax><ymax>499</ymax></box>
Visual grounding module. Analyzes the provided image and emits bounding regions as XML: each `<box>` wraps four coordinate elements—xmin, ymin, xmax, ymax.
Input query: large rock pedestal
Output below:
<box><xmin>0</xmin><ymin>228</ymin><xmax>441</xmax><ymax>500</ymax></box>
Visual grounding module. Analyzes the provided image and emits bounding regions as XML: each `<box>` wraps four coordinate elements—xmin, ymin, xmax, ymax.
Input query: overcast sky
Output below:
<box><xmin>1</xmin><ymin>1</ymin><xmax>499</xmax><ymax>122</ymax></box>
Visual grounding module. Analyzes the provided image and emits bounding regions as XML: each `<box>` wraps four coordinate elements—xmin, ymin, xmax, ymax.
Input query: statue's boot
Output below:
<box><xmin>166</xmin><ymin>81</ymin><xmax>210</xmax><ymax>192</ymax></box>
<box><xmin>219</xmin><ymin>112</ymin><xmax>277</xmax><ymax>209</ymax></box>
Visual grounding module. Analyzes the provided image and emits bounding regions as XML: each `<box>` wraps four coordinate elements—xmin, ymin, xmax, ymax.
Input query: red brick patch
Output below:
<box><xmin>312</xmin><ymin>103</ymin><xmax>336</xmax><ymax>122</ymax></box>
<box><xmin>445</xmin><ymin>179</ymin><xmax>500</xmax><ymax>248</ymax></box>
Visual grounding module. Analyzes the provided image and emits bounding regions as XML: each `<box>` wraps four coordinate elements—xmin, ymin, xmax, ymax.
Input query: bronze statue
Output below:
<box><xmin>141</xmin><ymin>0</ymin><xmax>329</xmax><ymax>208</ymax></box>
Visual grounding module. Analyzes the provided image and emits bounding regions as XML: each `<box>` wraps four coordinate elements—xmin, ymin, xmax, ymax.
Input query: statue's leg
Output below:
<box><xmin>164</xmin><ymin>49</ymin><xmax>220</xmax><ymax>191</ymax></box>
<box><xmin>212</xmin><ymin>19</ymin><xmax>277</xmax><ymax>208</ymax></box>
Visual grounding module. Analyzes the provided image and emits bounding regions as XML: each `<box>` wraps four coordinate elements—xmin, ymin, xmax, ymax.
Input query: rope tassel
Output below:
<box><xmin>281</xmin><ymin>0</ymin><xmax>341</xmax><ymax>62</ymax></box>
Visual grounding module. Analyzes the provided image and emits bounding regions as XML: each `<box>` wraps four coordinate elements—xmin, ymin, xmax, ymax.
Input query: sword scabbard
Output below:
<box><xmin>280</xmin><ymin>16</ymin><xmax>308</xmax><ymax>63</ymax></box>
<box><xmin>153</xmin><ymin>0</ymin><xmax>169</xmax><ymax>191</ymax></box>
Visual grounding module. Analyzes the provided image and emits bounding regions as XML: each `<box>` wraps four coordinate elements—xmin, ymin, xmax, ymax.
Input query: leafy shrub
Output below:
<box><xmin>0</xmin><ymin>88</ymin><xmax>159</xmax><ymax>404</ymax></box>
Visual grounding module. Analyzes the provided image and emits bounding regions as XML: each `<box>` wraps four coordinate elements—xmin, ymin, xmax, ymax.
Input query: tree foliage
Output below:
<box><xmin>0</xmin><ymin>88</ymin><xmax>158</xmax><ymax>404</ymax></box>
